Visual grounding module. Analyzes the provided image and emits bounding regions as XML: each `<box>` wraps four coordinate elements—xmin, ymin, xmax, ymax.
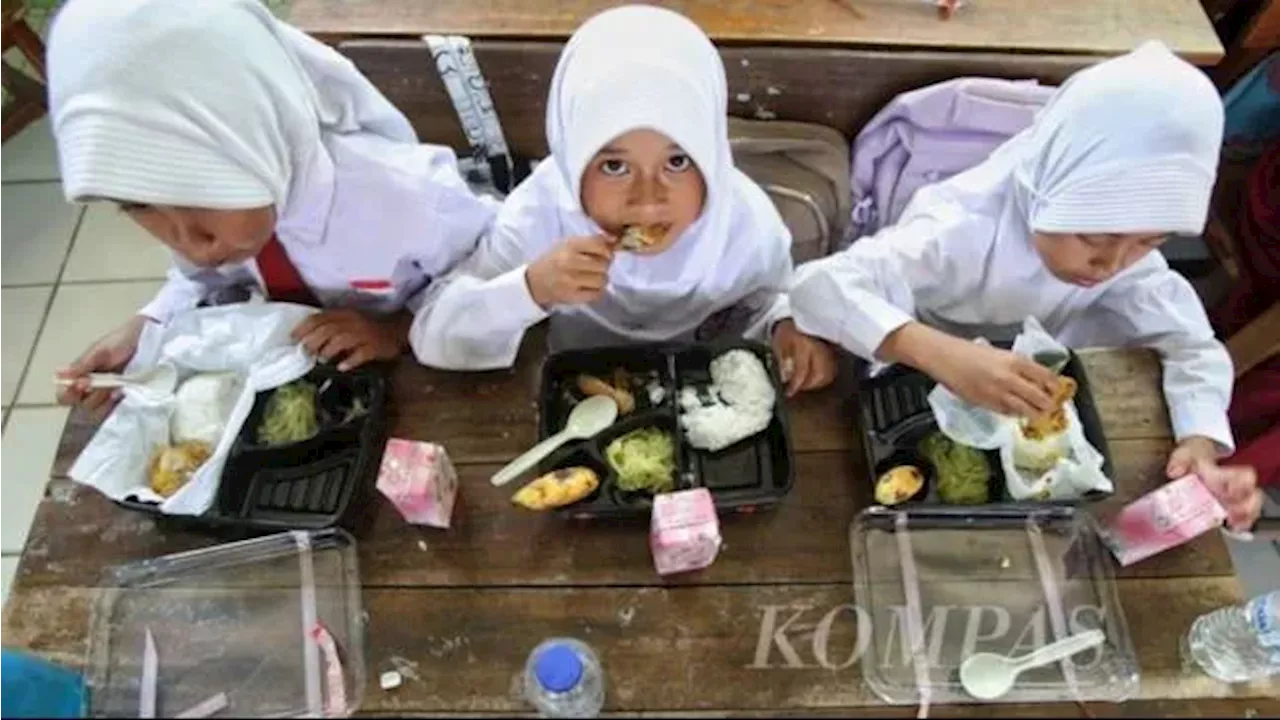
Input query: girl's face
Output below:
<box><xmin>121</xmin><ymin>203</ymin><xmax>276</xmax><ymax>268</ymax></box>
<box><xmin>579</xmin><ymin>129</ymin><xmax>706</xmax><ymax>255</ymax></box>
<box><xmin>1033</xmin><ymin>232</ymin><xmax>1167</xmax><ymax>287</ymax></box>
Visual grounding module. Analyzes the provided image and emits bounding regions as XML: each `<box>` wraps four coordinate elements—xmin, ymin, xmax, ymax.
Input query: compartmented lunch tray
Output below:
<box><xmin>117</xmin><ymin>363</ymin><xmax>389</xmax><ymax>534</ymax></box>
<box><xmin>855</xmin><ymin>350</ymin><xmax>1115</xmax><ymax>507</ymax></box>
<box><xmin>536</xmin><ymin>340</ymin><xmax>795</xmax><ymax>519</ymax></box>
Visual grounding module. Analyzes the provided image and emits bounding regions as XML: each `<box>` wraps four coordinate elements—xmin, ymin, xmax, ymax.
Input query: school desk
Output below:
<box><xmin>4</xmin><ymin>337</ymin><xmax>1278</xmax><ymax>716</ymax></box>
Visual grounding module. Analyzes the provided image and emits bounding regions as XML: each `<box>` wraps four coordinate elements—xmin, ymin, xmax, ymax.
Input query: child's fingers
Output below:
<box><xmin>572</xmin><ymin>236</ymin><xmax>617</xmax><ymax>260</ymax></box>
<box><xmin>1008</xmin><ymin>377</ymin><xmax>1054</xmax><ymax>416</ymax></box>
<box><xmin>318</xmin><ymin>332</ymin><xmax>361</xmax><ymax>361</ymax></box>
<box><xmin>338</xmin><ymin>346</ymin><xmax>376</xmax><ymax>372</ymax></box>
<box><xmin>1000</xmin><ymin>392</ymin><xmax>1041</xmax><ymax>420</ymax></box>
<box><xmin>82</xmin><ymin>388</ymin><xmax>118</xmax><ymax>413</ymax></box>
<box><xmin>1228</xmin><ymin>492</ymin><xmax>1262</xmax><ymax>532</ymax></box>
<box><xmin>787</xmin><ymin>349</ymin><xmax>812</xmax><ymax>397</ymax></box>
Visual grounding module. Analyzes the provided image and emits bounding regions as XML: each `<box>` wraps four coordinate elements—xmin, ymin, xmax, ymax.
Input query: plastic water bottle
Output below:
<box><xmin>1</xmin><ymin>649</ymin><xmax>86</xmax><ymax>718</ymax></box>
<box><xmin>523</xmin><ymin>638</ymin><xmax>605</xmax><ymax>718</ymax></box>
<box><xmin>1183</xmin><ymin>590</ymin><xmax>1280</xmax><ymax>683</ymax></box>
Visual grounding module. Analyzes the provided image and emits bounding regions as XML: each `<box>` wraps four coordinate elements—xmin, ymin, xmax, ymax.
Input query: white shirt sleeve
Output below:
<box><xmin>138</xmin><ymin>259</ymin><xmax>210</xmax><ymax>325</ymax></box>
<box><xmin>790</xmin><ymin>216</ymin><xmax>950</xmax><ymax>360</ymax></box>
<box><xmin>738</xmin><ymin>218</ymin><xmax>795</xmax><ymax>343</ymax></box>
<box><xmin>1071</xmin><ymin>267</ymin><xmax>1235</xmax><ymax>453</ymax></box>
<box><xmin>408</xmin><ymin>190</ymin><xmax>550</xmax><ymax>370</ymax></box>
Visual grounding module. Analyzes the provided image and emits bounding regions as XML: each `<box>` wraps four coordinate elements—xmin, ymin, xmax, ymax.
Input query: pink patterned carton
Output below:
<box><xmin>1102</xmin><ymin>474</ymin><xmax>1227</xmax><ymax>567</ymax></box>
<box><xmin>650</xmin><ymin>488</ymin><xmax>722</xmax><ymax>576</ymax></box>
<box><xmin>376</xmin><ymin>438</ymin><xmax>458</xmax><ymax>529</ymax></box>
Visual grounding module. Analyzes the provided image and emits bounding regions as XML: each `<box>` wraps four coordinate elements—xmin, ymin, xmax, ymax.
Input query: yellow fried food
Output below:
<box><xmin>512</xmin><ymin>467</ymin><xmax>600</xmax><ymax>510</ymax></box>
<box><xmin>619</xmin><ymin>225</ymin><xmax>663</xmax><ymax>251</ymax></box>
<box><xmin>875</xmin><ymin>465</ymin><xmax>925</xmax><ymax>505</ymax></box>
<box><xmin>1021</xmin><ymin>376</ymin><xmax>1077</xmax><ymax>440</ymax></box>
<box><xmin>576</xmin><ymin>374</ymin><xmax>635</xmax><ymax>415</ymax></box>
<box><xmin>148</xmin><ymin>440</ymin><xmax>212</xmax><ymax>498</ymax></box>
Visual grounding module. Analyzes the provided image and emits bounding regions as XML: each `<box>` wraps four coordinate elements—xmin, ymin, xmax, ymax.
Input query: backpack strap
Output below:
<box><xmin>423</xmin><ymin>34</ymin><xmax>531</xmax><ymax>194</ymax></box>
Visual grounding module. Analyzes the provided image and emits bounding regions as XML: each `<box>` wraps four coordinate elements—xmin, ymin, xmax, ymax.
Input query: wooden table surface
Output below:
<box><xmin>286</xmin><ymin>0</ymin><xmax>1224</xmax><ymax>64</ymax></box>
<box><xmin>4</xmin><ymin>338</ymin><xmax>1279</xmax><ymax>716</ymax></box>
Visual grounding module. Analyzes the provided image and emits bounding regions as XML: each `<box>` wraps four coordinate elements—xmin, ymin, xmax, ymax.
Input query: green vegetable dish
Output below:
<box><xmin>606</xmin><ymin>427</ymin><xmax>676</xmax><ymax>494</ymax></box>
<box><xmin>257</xmin><ymin>380</ymin><xmax>320</xmax><ymax>447</ymax></box>
<box><xmin>918</xmin><ymin>431</ymin><xmax>991</xmax><ymax>505</ymax></box>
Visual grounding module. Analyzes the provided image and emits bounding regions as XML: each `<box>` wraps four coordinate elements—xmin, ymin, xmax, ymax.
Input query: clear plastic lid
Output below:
<box><xmin>850</xmin><ymin>505</ymin><xmax>1139</xmax><ymax>706</ymax></box>
<box><xmin>86</xmin><ymin>529</ymin><xmax>366</xmax><ymax>718</ymax></box>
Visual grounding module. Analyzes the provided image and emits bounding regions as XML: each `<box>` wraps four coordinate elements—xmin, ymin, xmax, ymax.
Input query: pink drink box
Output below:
<box><xmin>650</xmin><ymin>488</ymin><xmax>722</xmax><ymax>576</ymax></box>
<box><xmin>1102</xmin><ymin>474</ymin><xmax>1227</xmax><ymax>567</ymax></box>
<box><xmin>376</xmin><ymin>438</ymin><xmax>458</xmax><ymax>529</ymax></box>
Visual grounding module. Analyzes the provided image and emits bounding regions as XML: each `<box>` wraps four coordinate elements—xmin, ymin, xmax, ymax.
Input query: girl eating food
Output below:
<box><xmin>409</xmin><ymin>5</ymin><xmax>836</xmax><ymax>397</ymax></box>
<box><xmin>790</xmin><ymin>41</ymin><xmax>1261</xmax><ymax>530</ymax></box>
<box><xmin>49</xmin><ymin>0</ymin><xmax>495</xmax><ymax>413</ymax></box>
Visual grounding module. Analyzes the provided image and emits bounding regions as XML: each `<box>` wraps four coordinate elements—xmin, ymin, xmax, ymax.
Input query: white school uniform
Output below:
<box><xmin>791</xmin><ymin>41</ymin><xmax>1235</xmax><ymax>451</ymax></box>
<box><xmin>408</xmin><ymin>6</ymin><xmax>793</xmax><ymax>370</ymax></box>
<box><xmin>48</xmin><ymin>0</ymin><xmax>495</xmax><ymax>324</ymax></box>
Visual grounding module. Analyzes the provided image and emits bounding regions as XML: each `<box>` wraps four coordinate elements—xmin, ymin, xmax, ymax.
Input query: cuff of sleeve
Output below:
<box><xmin>844</xmin><ymin>294</ymin><xmax>914</xmax><ymax>361</ymax></box>
<box><xmin>757</xmin><ymin>295</ymin><xmax>792</xmax><ymax>342</ymax></box>
<box><xmin>139</xmin><ymin>296</ymin><xmax>175</xmax><ymax>325</ymax></box>
<box><xmin>490</xmin><ymin>265</ymin><xmax>550</xmax><ymax>327</ymax></box>
<box><xmin>1169</xmin><ymin>399</ymin><xmax>1236</xmax><ymax>455</ymax></box>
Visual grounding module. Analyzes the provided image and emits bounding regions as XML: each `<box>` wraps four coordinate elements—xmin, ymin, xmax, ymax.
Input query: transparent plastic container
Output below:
<box><xmin>851</xmin><ymin>505</ymin><xmax>1139</xmax><ymax>706</ymax></box>
<box><xmin>85</xmin><ymin>529</ymin><xmax>366</xmax><ymax>718</ymax></box>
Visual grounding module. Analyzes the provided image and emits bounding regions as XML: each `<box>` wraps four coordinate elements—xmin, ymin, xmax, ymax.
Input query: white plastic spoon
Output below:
<box><xmin>54</xmin><ymin>365</ymin><xmax>178</xmax><ymax>398</ymax></box>
<box><xmin>490</xmin><ymin>395</ymin><xmax>618</xmax><ymax>487</ymax></box>
<box><xmin>960</xmin><ymin>629</ymin><xmax>1105</xmax><ymax>701</ymax></box>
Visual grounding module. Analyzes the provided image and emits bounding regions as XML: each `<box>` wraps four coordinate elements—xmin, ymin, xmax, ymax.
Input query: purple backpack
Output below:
<box><xmin>842</xmin><ymin>77</ymin><xmax>1057</xmax><ymax>249</ymax></box>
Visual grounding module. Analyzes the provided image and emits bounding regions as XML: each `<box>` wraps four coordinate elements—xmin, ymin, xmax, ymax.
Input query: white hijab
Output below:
<box><xmin>47</xmin><ymin>0</ymin><xmax>416</xmax><ymax>214</ymax></box>
<box><xmin>541</xmin><ymin>5</ymin><xmax>780</xmax><ymax>313</ymax></box>
<box><xmin>899</xmin><ymin>40</ymin><xmax>1224</xmax><ymax>267</ymax></box>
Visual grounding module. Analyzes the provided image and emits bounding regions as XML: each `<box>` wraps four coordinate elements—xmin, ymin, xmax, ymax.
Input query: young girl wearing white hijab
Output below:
<box><xmin>410</xmin><ymin>5</ymin><xmax>835</xmax><ymax>396</ymax></box>
<box><xmin>791</xmin><ymin>41</ymin><xmax>1261</xmax><ymax>530</ymax></box>
<box><xmin>49</xmin><ymin>0</ymin><xmax>495</xmax><ymax>413</ymax></box>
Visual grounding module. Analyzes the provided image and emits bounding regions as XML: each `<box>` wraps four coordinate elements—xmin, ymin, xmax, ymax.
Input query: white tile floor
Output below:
<box><xmin>2</xmin><ymin>120</ymin><xmax>168</xmax><ymax>608</ymax></box>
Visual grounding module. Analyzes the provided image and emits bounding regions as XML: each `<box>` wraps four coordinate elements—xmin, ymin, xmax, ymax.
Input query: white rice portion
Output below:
<box><xmin>680</xmin><ymin>350</ymin><xmax>776</xmax><ymax>453</ymax></box>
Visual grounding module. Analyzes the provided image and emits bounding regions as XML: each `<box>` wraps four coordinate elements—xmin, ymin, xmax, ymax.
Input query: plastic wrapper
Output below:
<box><xmin>927</xmin><ymin>317</ymin><xmax>1113</xmax><ymax>502</ymax></box>
<box><xmin>69</xmin><ymin>302</ymin><xmax>318</xmax><ymax>516</ymax></box>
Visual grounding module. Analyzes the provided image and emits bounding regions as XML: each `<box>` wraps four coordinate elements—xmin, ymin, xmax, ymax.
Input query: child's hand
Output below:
<box><xmin>292</xmin><ymin>309</ymin><xmax>409</xmax><ymax>372</ymax></box>
<box><xmin>772</xmin><ymin>319</ymin><xmax>838</xmax><ymax>397</ymax></box>
<box><xmin>55</xmin><ymin>315</ymin><xmax>150</xmax><ymax>415</ymax></box>
<box><xmin>1167</xmin><ymin>436</ymin><xmax>1262</xmax><ymax>533</ymax></box>
<box><xmin>526</xmin><ymin>235</ymin><xmax>616</xmax><ymax>309</ymax></box>
<box><xmin>929</xmin><ymin>334</ymin><xmax>1060</xmax><ymax>418</ymax></box>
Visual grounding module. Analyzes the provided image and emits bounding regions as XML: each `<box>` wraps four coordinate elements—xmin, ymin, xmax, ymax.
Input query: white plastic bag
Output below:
<box><xmin>926</xmin><ymin>317</ymin><xmax>1114</xmax><ymax>501</ymax></box>
<box><xmin>70</xmin><ymin>302</ymin><xmax>319</xmax><ymax>516</ymax></box>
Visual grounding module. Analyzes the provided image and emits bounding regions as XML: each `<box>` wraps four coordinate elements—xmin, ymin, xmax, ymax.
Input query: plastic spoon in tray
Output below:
<box><xmin>960</xmin><ymin>629</ymin><xmax>1105</xmax><ymax>700</ymax></box>
<box><xmin>491</xmin><ymin>395</ymin><xmax>618</xmax><ymax>487</ymax></box>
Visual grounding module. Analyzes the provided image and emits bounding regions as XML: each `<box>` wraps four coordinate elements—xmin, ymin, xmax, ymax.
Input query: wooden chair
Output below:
<box><xmin>2</xmin><ymin>0</ymin><xmax>48</xmax><ymax>143</ymax></box>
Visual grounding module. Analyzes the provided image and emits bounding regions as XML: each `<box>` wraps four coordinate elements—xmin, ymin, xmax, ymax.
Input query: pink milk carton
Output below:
<box><xmin>1102</xmin><ymin>474</ymin><xmax>1228</xmax><ymax>567</ymax></box>
<box><xmin>376</xmin><ymin>438</ymin><xmax>458</xmax><ymax>529</ymax></box>
<box><xmin>650</xmin><ymin>488</ymin><xmax>722</xmax><ymax>576</ymax></box>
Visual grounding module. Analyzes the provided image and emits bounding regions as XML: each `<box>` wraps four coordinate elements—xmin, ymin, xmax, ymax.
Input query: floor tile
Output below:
<box><xmin>2</xmin><ymin>286</ymin><xmax>52</xmax><ymax>405</ymax></box>
<box><xmin>1</xmin><ymin>183</ymin><xmax>81</xmax><ymax>286</ymax></box>
<box><xmin>0</xmin><ymin>117</ymin><xmax>59</xmax><ymax>183</ymax></box>
<box><xmin>63</xmin><ymin>204</ymin><xmax>172</xmax><ymax>282</ymax></box>
<box><xmin>1</xmin><ymin>406</ymin><xmax>68</xmax><ymax>553</ymax></box>
<box><xmin>1</xmin><ymin>557</ymin><xmax>17</xmax><ymax>606</ymax></box>
<box><xmin>17</xmin><ymin>281</ymin><xmax>163</xmax><ymax>406</ymax></box>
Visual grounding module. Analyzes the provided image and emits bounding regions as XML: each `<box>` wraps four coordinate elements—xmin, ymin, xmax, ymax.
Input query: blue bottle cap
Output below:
<box><xmin>534</xmin><ymin>644</ymin><xmax>583</xmax><ymax>693</ymax></box>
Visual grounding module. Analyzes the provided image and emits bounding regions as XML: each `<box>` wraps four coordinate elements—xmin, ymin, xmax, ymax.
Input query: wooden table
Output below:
<box><xmin>4</xmin><ymin>339</ymin><xmax>1279</xmax><ymax>716</ymax></box>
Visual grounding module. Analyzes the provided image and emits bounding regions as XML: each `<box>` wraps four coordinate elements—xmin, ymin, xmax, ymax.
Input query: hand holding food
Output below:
<box><xmin>1167</xmin><ymin>436</ymin><xmax>1262</xmax><ymax>532</ymax></box>
<box><xmin>56</xmin><ymin>315</ymin><xmax>150</xmax><ymax>414</ymax></box>
<box><xmin>929</xmin><ymin>334</ymin><xmax>1060</xmax><ymax>419</ymax></box>
<box><xmin>292</xmin><ymin>309</ymin><xmax>408</xmax><ymax>372</ymax></box>
<box><xmin>513</xmin><ymin>467</ymin><xmax>601</xmax><ymax>510</ymax></box>
<box><xmin>1012</xmin><ymin>375</ymin><xmax>1077</xmax><ymax>474</ymax></box>
<box><xmin>526</xmin><ymin>235</ymin><xmax>616</xmax><ymax>308</ymax></box>
<box><xmin>619</xmin><ymin>225</ymin><xmax>663</xmax><ymax>252</ymax></box>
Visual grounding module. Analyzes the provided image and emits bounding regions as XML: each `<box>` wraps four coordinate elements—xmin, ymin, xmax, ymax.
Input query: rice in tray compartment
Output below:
<box><xmin>680</xmin><ymin>349</ymin><xmax>776</xmax><ymax>453</ymax></box>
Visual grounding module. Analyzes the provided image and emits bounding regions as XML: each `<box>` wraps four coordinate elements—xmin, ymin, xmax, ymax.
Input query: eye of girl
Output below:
<box><xmin>665</xmin><ymin>153</ymin><xmax>693</xmax><ymax>173</ymax></box>
<box><xmin>599</xmin><ymin>158</ymin><xmax>628</xmax><ymax>177</ymax></box>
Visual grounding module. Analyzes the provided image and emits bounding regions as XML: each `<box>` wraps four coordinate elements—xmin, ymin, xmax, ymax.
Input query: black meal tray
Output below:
<box><xmin>855</xmin><ymin>348</ymin><xmax>1115</xmax><ymax>508</ymax></box>
<box><xmin>116</xmin><ymin>362</ymin><xmax>389</xmax><ymax>536</ymax></box>
<box><xmin>535</xmin><ymin>340</ymin><xmax>795</xmax><ymax>519</ymax></box>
